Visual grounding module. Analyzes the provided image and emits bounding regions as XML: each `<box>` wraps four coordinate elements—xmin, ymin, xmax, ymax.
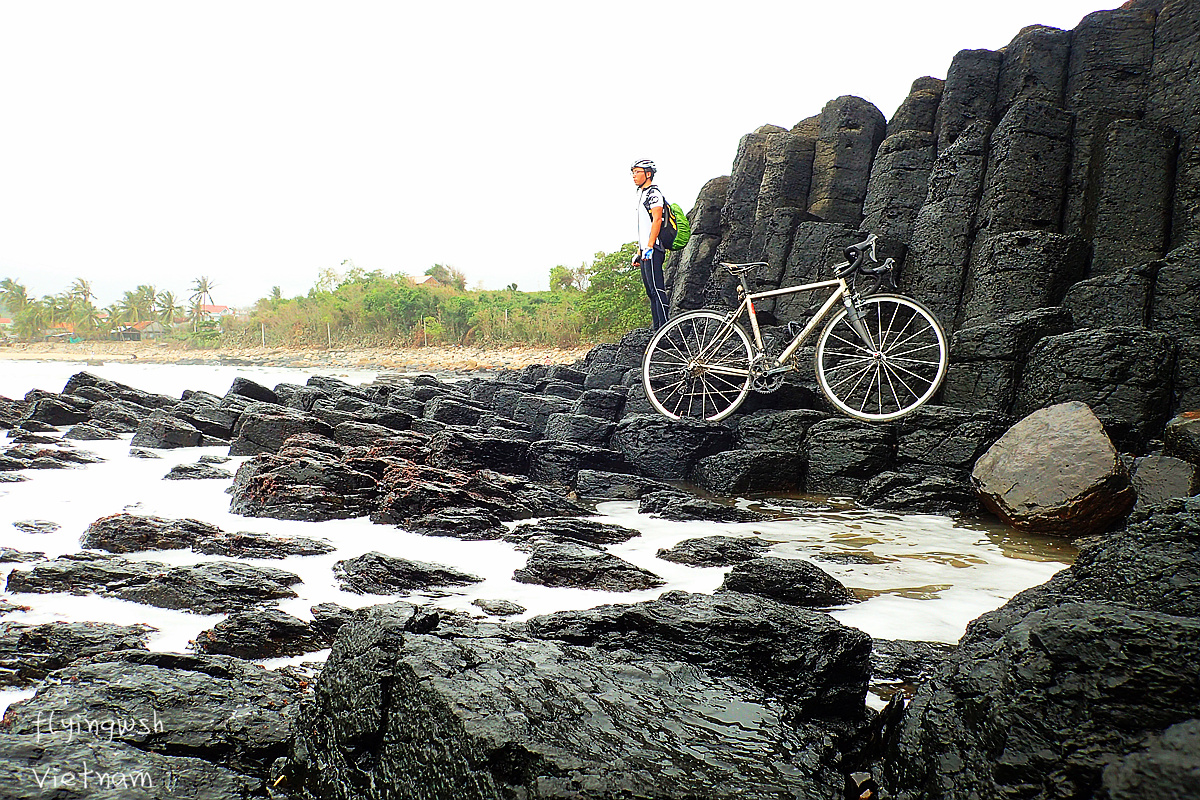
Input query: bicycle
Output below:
<box><xmin>641</xmin><ymin>233</ymin><xmax>948</xmax><ymax>422</ymax></box>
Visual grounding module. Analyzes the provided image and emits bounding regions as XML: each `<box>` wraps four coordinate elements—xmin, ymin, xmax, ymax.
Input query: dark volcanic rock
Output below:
<box><xmin>0</xmin><ymin>548</ymin><xmax>44</xmax><ymax>563</ymax></box>
<box><xmin>62</xmin><ymin>422</ymin><xmax>122</xmax><ymax>440</ymax></box>
<box><xmin>1062</xmin><ymin>262</ymin><xmax>1156</xmax><ymax>329</ymax></box>
<box><xmin>610</xmin><ymin>414</ymin><xmax>735</xmax><ymax>480</ymax></box>
<box><xmin>690</xmin><ymin>448</ymin><xmax>801</xmax><ymax>495</ymax></box>
<box><xmin>7</xmin><ymin>553</ymin><xmax>300</xmax><ymax>614</ymax></box>
<box><xmin>334</xmin><ymin>551</ymin><xmax>481</xmax><ymax>595</ymax></box>
<box><xmin>718</xmin><ymin>557</ymin><xmax>855</xmax><ymax>608</ymax></box>
<box><xmin>371</xmin><ymin>461</ymin><xmax>584</xmax><ymax>524</ymax></box>
<box><xmin>505</xmin><ymin>517</ymin><xmax>642</xmax><ymax>548</ymax></box>
<box><xmin>528</xmin><ymin>590</ymin><xmax>870</xmax><ymax>717</ymax></box>
<box><xmin>194</xmin><ymin>609</ymin><xmax>329</xmax><ymax>659</ymax></box>
<box><xmin>513</xmin><ymin>541</ymin><xmax>664</xmax><ymax>592</ymax></box>
<box><xmin>972</xmin><ymin>402</ymin><xmax>1135</xmax><ymax>536</ymax></box>
<box><xmin>959</xmin><ymin>230</ymin><xmax>1089</xmax><ymax>328</ymax></box>
<box><xmin>656</xmin><ymin>534</ymin><xmax>772</xmax><ymax>567</ymax></box>
<box><xmin>1013</xmin><ymin>326</ymin><xmax>1177</xmax><ymax>448</ymax></box>
<box><xmin>282</xmin><ymin>602</ymin><xmax>848</xmax><ymax>800</ymax></box>
<box><xmin>804</xmin><ymin>418</ymin><xmax>895</xmax><ymax>495</ymax></box>
<box><xmin>807</xmin><ymin>95</ymin><xmax>887</xmax><ymax>225</ymax></box>
<box><xmin>81</xmin><ymin>513</ymin><xmax>224</xmax><ymax>552</ymax></box>
<box><xmin>426</xmin><ymin>428</ymin><xmax>529</xmax><ymax>475</ymax></box>
<box><xmin>935</xmin><ymin>48</ymin><xmax>1002</xmax><ymax>150</ymax></box>
<box><xmin>527</xmin><ymin>440</ymin><xmax>626</xmax><ymax>485</ymax></box>
<box><xmin>130</xmin><ymin>409</ymin><xmax>203</xmax><ymax>449</ymax></box>
<box><xmin>227</xmin><ymin>376</ymin><xmax>281</xmax><ymax>405</ymax></box>
<box><xmin>858</xmin><ymin>467</ymin><xmax>981</xmax><ymax>515</ymax></box>
<box><xmin>0</xmin><ymin>620</ymin><xmax>153</xmax><ymax>687</ymax></box>
<box><xmin>470</xmin><ymin>598</ymin><xmax>526</xmax><ymax>617</ymax></box>
<box><xmin>11</xmin><ymin>520</ymin><xmax>59</xmax><ymax>535</ymax></box>
<box><xmin>638</xmin><ymin>489</ymin><xmax>768</xmax><ymax>522</ymax></box>
<box><xmin>1131</xmin><ymin>454</ymin><xmax>1199</xmax><ymax>508</ymax></box>
<box><xmin>1</xmin><ymin>649</ymin><xmax>303</xmax><ymax>783</ymax></box>
<box><xmin>572</xmin><ymin>468</ymin><xmax>675</xmax><ymax>499</ymax></box>
<box><xmin>164</xmin><ymin>461</ymin><xmax>233</xmax><ymax>480</ymax></box>
<box><xmin>406</xmin><ymin>507</ymin><xmax>507</xmax><ymax>540</ymax></box>
<box><xmin>1165</xmin><ymin>411</ymin><xmax>1200</xmax><ymax>465</ymax></box>
<box><xmin>229</xmin><ymin>447</ymin><xmax>378</xmax><ymax>521</ymax></box>
<box><xmin>229</xmin><ymin>405</ymin><xmax>336</xmax><ymax>456</ymax></box>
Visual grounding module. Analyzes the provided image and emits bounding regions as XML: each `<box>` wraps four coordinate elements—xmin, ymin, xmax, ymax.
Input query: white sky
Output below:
<box><xmin>0</xmin><ymin>0</ymin><xmax>1122</xmax><ymax>309</ymax></box>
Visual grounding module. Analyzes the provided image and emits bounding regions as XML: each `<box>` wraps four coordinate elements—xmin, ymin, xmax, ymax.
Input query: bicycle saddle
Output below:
<box><xmin>720</xmin><ymin>261</ymin><xmax>768</xmax><ymax>275</ymax></box>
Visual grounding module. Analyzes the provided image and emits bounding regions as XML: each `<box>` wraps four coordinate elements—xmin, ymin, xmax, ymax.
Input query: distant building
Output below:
<box><xmin>198</xmin><ymin>304</ymin><xmax>233</xmax><ymax>319</ymax></box>
<box><xmin>412</xmin><ymin>275</ymin><xmax>442</xmax><ymax>288</ymax></box>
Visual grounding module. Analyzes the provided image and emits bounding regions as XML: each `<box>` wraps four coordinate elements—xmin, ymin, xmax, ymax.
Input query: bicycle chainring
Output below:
<box><xmin>749</xmin><ymin>357</ymin><xmax>787</xmax><ymax>393</ymax></box>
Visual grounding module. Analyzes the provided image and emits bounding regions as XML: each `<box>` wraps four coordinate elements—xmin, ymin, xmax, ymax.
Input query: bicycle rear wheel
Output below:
<box><xmin>642</xmin><ymin>310</ymin><xmax>753</xmax><ymax>422</ymax></box>
<box><xmin>815</xmin><ymin>294</ymin><xmax>948</xmax><ymax>421</ymax></box>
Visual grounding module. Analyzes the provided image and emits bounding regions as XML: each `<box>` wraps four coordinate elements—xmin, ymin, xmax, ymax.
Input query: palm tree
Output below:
<box><xmin>190</xmin><ymin>276</ymin><xmax>216</xmax><ymax>331</ymax></box>
<box><xmin>13</xmin><ymin>298</ymin><xmax>50</xmax><ymax>341</ymax></box>
<box><xmin>69</xmin><ymin>278</ymin><xmax>94</xmax><ymax>305</ymax></box>
<box><xmin>117</xmin><ymin>290</ymin><xmax>146</xmax><ymax>324</ymax></box>
<box><xmin>1</xmin><ymin>278</ymin><xmax>29</xmax><ymax>315</ymax></box>
<box><xmin>155</xmin><ymin>290</ymin><xmax>184</xmax><ymax>326</ymax></box>
<box><xmin>71</xmin><ymin>301</ymin><xmax>103</xmax><ymax>336</ymax></box>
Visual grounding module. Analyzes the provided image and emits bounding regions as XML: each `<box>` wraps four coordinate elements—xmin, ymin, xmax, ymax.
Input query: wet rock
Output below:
<box><xmin>426</xmin><ymin>428</ymin><xmax>529</xmax><ymax>475</ymax></box>
<box><xmin>226</xmin><ymin>376</ymin><xmax>281</xmax><ymax>405</ymax></box>
<box><xmin>20</xmin><ymin>396</ymin><xmax>92</xmax><ymax>427</ymax></box>
<box><xmin>505</xmin><ymin>517</ymin><xmax>642</xmax><ymax>548</ymax></box>
<box><xmin>130</xmin><ymin>409</ymin><xmax>203</xmax><ymax>449</ymax></box>
<box><xmin>527</xmin><ymin>440</ymin><xmax>626</xmax><ymax>485</ymax></box>
<box><xmin>1165</xmin><ymin>411</ymin><xmax>1200</xmax><ymax>464</ymax></box>
<box><xmin>509</xmin><ymin>394</ymin><xmax>573</xmax><ymax>438</ymax></box>
<box><xmin>229</xmin><ymin>405</ymin><xmax>336</xmax><ymax>456</ymax></box>
<box><xmin>194</xmin><ymin>609</ymin><xmax>329</xmax><ymax>659</ymax></box>
<box><xmin>406</xmin><ymin>507</ymin><xmax>506</xmax><ymax>540</ymax></box>
<box><xmin>0</xmin><ymin>620</ymin><xmax>153</xmax><ymax>687</ymax></box>
<box><xmin>858</xmin><ymin>467</ymin><xmax>981</xmax><ymax>515</ymax></box>
<box><xmin>7</xmin><ymin>553</ymin><xmax>301</xmax><ymax>614</ymax></box>
<box><xmin>690</xmin><ymin>448</ymin><xmax>802</xmax><ymax>495</ymax></box>
<box><xmin>424</xmin><ymin>395</ymin><xmax>485</xmax><ymax>426</ymax></box>
<box><xmin>470</xmin><ymin>598</ymin><xmax>526</xmax><ymax>617</ymax></box>
<box><xmin>229</xmin><ymin>448</ymin><xmax>378</xmax><ymax>521</ymax></box>
<box><xmin>1131</xmin><ymin>455</ymin><xmax>1199</xmax><ymax>507</ymax></box>
<box><xmin>718</xmin><ymin>557</ymin><xmax>854</xmax><ymax>608</ymax></box>
<box><xmin>61</xmin><ymin>422</ymin><xmax>122</xmax><ymax>440</ymax></box>
<box><xmin>282</xmin><ymin>602</ymin><xmax>848</xmax><ymax>800</ymax></box>
<box><xmin>164</xmin><ymin>461</ymin><xmax>233</xmax><ymax>480</ymax></box>
<box><xmin>0</xmin><ymin>395</ymin><xmax>29</xmax><ymax>429</ymax></box>
<box><xmin>1014</xmin><ymin>326</ymin><xmax>1177</xmax><ymax>448</ymax></box>
<box><xmin>870</xmin><ymin>638</ymin><xmax>955</xmax><ymax>698</ymax></box>
<box><xmin>942</xmin><ymin>306</ymin><xmax>1074</xmax><ymax>412</ymax></box>
<box><xmin>1099</xmin><ymin>719</ymin><xmax>1200</xmax><ymax>799</ymax></box>
<box><xmin>804</xmin><ymin>418</ymin><xmax>895</xmax><ymax>495</ymax></box>
<box><xmin>883</xmin><ymin>602</ymin><xmax>1200</xmax><ymax>800</ymax></box>
<box><xmin>1150</xmin><ymin>242</ymin><xmax>1200</xmax><ymax>338</ymax></box>
<box><xmin>639</xmin><ymin>489</ymin><xmax>768</xmax><ymax>522</ymax></box>
<box><xmin>893</xmin><ymin>406</ymin><xmax>1012</xmax><ymax>470</ymax></box>
<box><xmin>971</xmin><ymin>401</ymin><xmax>1135</xmax><ymax>536</ymax></box>
<box><xmin>81</xmin><ymin>513</ymin><xmax>225</xmax><ymax>553</ymax></box>
<box><xmin>543</xmin><ymin>412</ymin><xmax>615</xmax><ymax>447</ymax></box>
<box><xmin>195</xmin><ymin>530</ymin><xmax>334</xmax><ymax>559</ymax></box>
<box><xmin>1</xmin><ymin>649</ymin><xmax>303</xmax><ymax>782</ymax></box>
<box><xmin>371</xmin><ymin>461</ymin><xmax>583</xmax><ymax>524</ymax></box>
<box><xmin>87</xmin><ymin>398</ymin><xmax>147</xmax><ymax>432</ymax></box>
<box><xmin>656</xmin><ymin>534</ymin><xmax>772</xmax><ymax>567</ymax></box>
<box><xmin>573</xmin><ymin>388</ymin><xmax>627</xmax><ymax>421</ymax></box>
<box><xmin>334</xmin><ymin>551</ymin><xmax>481</xmax><ymax>595</ymax></box>
<box><xmin>610</xmin><ymin>414</ymin><xmax>735</xmax><ymax>480</ymax></box>
<box><xmin>529</xmin><ymin>590</ymin><xmax>869</xmax><ymax>717</ymax></box>
<box><xmin>129</xmin><ymin>447</ymin><xmax>162</xmax><ymax>458</ymax></box>
<box><xmin>0</xmin><ymin>548</ymin><xmax>44</xmax><ymax>563</ymax></box>
<box><xmin>514</xmin><ymin>541</ymin><xmax>663</xmax><ymax>592</ymax></box>
<box><xmin>331</xmin><ymin>420</ymin><xmax>401</xmax><ymax>448</ymax></box>
<box><xmin>11</xmin><ymin>520</ymin><xmax>59</xmax><ymax>535</ymax></box>
<box><xmin>573</xmin><ymin>468</ymin><xmax>675</xmax><ymax>499</ymax></box>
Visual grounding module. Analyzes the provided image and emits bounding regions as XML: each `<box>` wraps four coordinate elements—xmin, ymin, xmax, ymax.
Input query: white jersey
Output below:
<box><xmin>636</xmin><ymin>184</ymin><xmax>665</xmax><ymax>250</ymax></box>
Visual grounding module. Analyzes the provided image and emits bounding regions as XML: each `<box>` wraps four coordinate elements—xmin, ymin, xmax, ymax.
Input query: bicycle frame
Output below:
<box><xmin>718</xmin><ymin>273</ymin><xmax>870</xmax><ymax>375</ymax></box>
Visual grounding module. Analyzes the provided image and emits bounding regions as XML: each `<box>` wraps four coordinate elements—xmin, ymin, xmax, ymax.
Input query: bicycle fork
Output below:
<box><xmin>841</xmin><ymin>293</ymin><xmax>877</xmax><ymax>350</ymax></box>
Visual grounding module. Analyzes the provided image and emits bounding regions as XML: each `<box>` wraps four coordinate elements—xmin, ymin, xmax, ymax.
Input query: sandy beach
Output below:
<box><xmin>0</xmin><ymin>340</ymin><xmax>595</xmax><ymax>373</ymax></box>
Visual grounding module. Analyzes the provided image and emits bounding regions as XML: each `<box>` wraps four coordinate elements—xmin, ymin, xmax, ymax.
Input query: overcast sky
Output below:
<box><xmin>0</xmin><ymin>0</ymin><xmax>1122</xmax><ymax>309</ymax></box>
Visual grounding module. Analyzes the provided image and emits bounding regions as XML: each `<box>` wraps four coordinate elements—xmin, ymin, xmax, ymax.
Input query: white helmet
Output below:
<box><xmin>631</xmin><ymin>159</ymin><xmax>656</xmax><ymax>176</ymax></box>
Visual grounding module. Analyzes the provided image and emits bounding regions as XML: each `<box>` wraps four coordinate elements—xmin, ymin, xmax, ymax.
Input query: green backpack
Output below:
<box><xmin>662</xmin><ymin>199</ymin><xmax>692</xmax><ymax>252</ymax></box>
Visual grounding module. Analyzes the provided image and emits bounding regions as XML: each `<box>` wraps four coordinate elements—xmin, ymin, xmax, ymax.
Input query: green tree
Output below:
<box><xmin>156</xmin><ymin>291</ymin><xmax>184</xmax><ymax>326</ymax></box>
<box><xmin>577</xmin><ymin>243</ymin><xmax>648</xmax><ymax>339</ymax></box>
<box><xmin>425</xmin><ymin>264</ymin><xmax>467</xmax><ymax>291</ymax></box>
<box><xmin>1</xmin><ymin>278</ymin><xmax>29</xmax><ymax>315</ymax></box>
<box><xmin>13</xmin><ymin>298</ymin><xmax>50</xmax><ymax>340</ymax></box>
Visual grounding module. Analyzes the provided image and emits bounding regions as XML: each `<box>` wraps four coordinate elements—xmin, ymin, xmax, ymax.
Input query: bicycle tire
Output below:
<box><xmin>815</xmin><ymin>294</ymin><xmax>948</xmax><ymax>421</ymax></box>
<box><xmin>642</xmin><ymin>310</ymin><xmax>753</xmax><ymax>422</ymax></box>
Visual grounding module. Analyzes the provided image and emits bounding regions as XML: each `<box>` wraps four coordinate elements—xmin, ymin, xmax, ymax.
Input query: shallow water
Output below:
<box><xmin>0</xmin><ymin>360</ymin><xmax>1075</xmax><ymax>713</ymax></box>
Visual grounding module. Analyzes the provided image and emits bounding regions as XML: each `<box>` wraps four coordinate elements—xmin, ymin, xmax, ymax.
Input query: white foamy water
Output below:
<box><xmin>0</xmin><ymin>360</ymin><xmax>1075</xmax><ymax>713</ymax></box>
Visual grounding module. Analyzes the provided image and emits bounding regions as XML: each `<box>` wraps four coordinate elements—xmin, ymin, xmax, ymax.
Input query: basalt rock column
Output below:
<box><xmin>935</xmin><ymin>49</ymin><xmax>1002</xmax><ymax>151</ymax></box>
<box><xmin>712</xmin><ymin>127</ymin><xmax>782</xmax><ymax>267</ymax></box>
<box><xmin>749</xmin><ymin>130</ymin><xmax>816</xmax><ymax>267</ymax></box>
<box><xmin>887</xmin><ymin>76</ymin><xmax>944</xmax><ymax>138</ymax></box>
<box><xmin>1146</xmin><ymin>0</ymin><xmax>1200</xmax><ymax>248</ymax></box>
<box><xmin>1063</xmin><ymin>7</ymin><xmax>1157</xmax><ymax>236</ymax></box>
<box><xmin>1090</xmin><ymin>119</ymin><xmax>1176</xmax><ymax>275</ymax></box>
<box><xmin>668</xmin><ymin>175</ymin><xmax>729</xmax><ymax>315</ymax></box>
<box><xmin>994</xmin><ymin>25</ymin><xmax>1071</xmax><ymax>117</ymax></box>
<box><xmin>806</xmin><ymin>96</ymin><xmax>887</xmax><ymax>226</ymax></box>
<box><xmin>861</xmin><ymin>130</ymin><xmax>937</xmax><ymax>245</ymax></box>
<box><xmin>900</xmin><ymin>121</ymin><xmax>992</xmax><ymax>332</ymax></box>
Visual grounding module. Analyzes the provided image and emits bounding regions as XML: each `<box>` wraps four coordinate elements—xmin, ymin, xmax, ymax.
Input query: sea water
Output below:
<box><xmin>0</xmin><ymin>359</ymin><xmax>1075</xmax><ymax>713</ymax></box>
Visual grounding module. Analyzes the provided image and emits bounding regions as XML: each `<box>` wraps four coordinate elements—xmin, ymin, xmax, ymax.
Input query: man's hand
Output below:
<box><xmin>642</xmin><ymin>247</ymin><xmax>655</xmax><ymax>262</ymax></box>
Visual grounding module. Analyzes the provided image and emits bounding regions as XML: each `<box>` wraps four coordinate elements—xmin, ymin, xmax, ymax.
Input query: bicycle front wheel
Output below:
<box><xmin>815</xmin><ymin>294</ymin><xmax>948</xmax><ymax>421</ymax></box>
<box><xmin>642</xmin><ymin>311</ymin><xmax>753</xmax><ymax>422</ymax></box>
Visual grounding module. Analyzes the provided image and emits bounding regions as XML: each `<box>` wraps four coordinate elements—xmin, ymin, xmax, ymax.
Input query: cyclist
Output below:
<box><xmin>631</xmin><ymin>159</ymin><xmax>671</xmax><ymax>331</ymax></box>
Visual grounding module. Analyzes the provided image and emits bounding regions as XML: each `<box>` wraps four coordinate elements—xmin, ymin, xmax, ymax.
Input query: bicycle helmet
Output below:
<box><xmin>631</xmin><ymin>158</ymin><xmax>656</xmax><ymax>176</ymax></box>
